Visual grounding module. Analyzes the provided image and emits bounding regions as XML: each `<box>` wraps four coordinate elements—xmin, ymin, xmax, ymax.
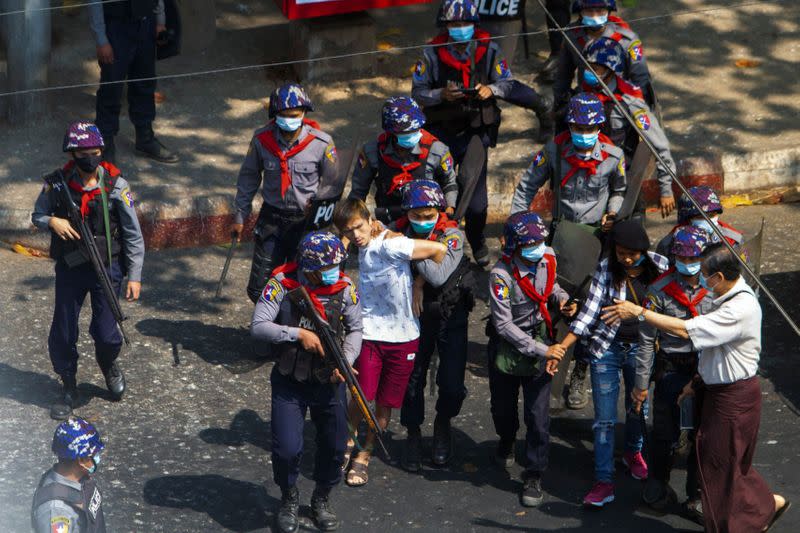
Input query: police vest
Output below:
<box><xmin>274</xmin><ymin>279</ymin><xmax>346</xmax><ymax>384</ymax></box>
<box><xmin>425</xmin><ymin>30</ymin><xmax>501</xmax><ymax>132</ymax></box>
<box><xmin>478</xmin><ymin>0</ymin><xmax>526</xmax><ymax>20</ymax></box>
<box><xmin>103</xmin><ymin>0</ymin><xmax>158</xmax><ymax>20</ymax></box>
<box><xmin>31</xmin><ymin>469</ymin><xmax>106</xmax><ymax>533</ymax></box>
<box><xmin>374</xmin><ymin>131</ymin><xmax>437</xmax><ymax>207</ymax></box>
<box><xmin>47</xmin><ymin>164</ymin><xmax>122</xmax><ymax>268</ymax></box>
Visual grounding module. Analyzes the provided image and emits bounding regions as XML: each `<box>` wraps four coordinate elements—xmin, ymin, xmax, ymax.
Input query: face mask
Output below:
<box><xmin>82</xmin><ymin>453</ymin><xmax>101</xmax><ymax>474</ymax></box>
<box><xmin>630</xmin><ymin>254</ymin><xmax>646</xmax><ymax>267</ymax></box>
<box><xmin>691</xmin><ymin>216</ymin><xmax>719</xmax><ymax>235</ymax></box>
<box><xmin>520</xmin><ymin>242</ymin><xmax>546</xmax><ymax>263</ymax></box>
<box><xmin>448</xmin><ymin>24</ymin><xmax>475</xmax><ymax>42</ymax></box>
<box><xmin>395</xmin><ymin>131</ymin><xmax>423</xmax><ymax>149</ymax></box>
<box><xmin>409</xmin><ymin>218</ymin><xmax>437</xmax><ymax>234</ymax></box>
<box><xmin>73</xmin><ymin>154</ymin><xmax>102</xmax><ymax>173</ymax></box>
<box><xmin>583</xmin><ymin>69</ymin><xmax>601</xmax><ymax>86</ymax></box>
<box><xmin>698</xmin><ymin>272</ymin><xmax>718</xmax><ymax>292</ymax></box>
<box><xmin>582</xmin><ymin>14</ymin><xmax>608</xmax><ymax>27</ymax></box>
<box><xmin>675</xmin><ymin>260</ymin><xmax>702</xmax><ymax>276</ymax></box>
<box><xmin>275</xmin><ymin>115</ymin><xmax>304</xmax><ymax>132</ymax></box>
<box><xmin>320</xmin><ymin>266</ymin><xmax>340</xmax><ymax>286</ymax></box>
<box><xmin>571</xmin><ymin>131</ymin><xmax>598</xmax><ymax>150</ymax></box>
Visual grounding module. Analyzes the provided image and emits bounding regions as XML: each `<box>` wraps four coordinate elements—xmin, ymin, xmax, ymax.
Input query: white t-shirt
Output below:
<box><xmin>359</xmin><ymin>230</ymin><xmax>419</xmax><ymax>342</ymax></box>
<box><xmin>685</xmin><ymin>276</ymin><xmax>762</xmax><ymax>385</ymax></box>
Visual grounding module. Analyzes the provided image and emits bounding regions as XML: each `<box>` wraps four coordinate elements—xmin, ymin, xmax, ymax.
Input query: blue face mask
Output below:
<box><xmin>84</xmin><ymin>453</ymin><xmax>101</xmax><ymax>474</ymax></box>
<box><xmin>583</xmin><ymin>69</ymin><xmax>601</xmax><ymax>86</ymax></box>
<box><xmin>448</xmin><ymin>24</ymin><xmax>475</xmax><ymax>42</ymax></box>
<box><xmin>520</xmin><ymin>242</ymin><xmax>546</xmax><ymax>263</ymax></box>
<box><xmin>582</xmin><ymin>14</ymin><xmax>608</xmax><ymax>27</ymax></box>
<box><xmin>691</xmin><ymin>216</ymin><xmax>718</xmax><ymax>235</ymax></box>
<box><xmin>675</xmin><ymin>260</ymin><xmax>702</xmax><ymax>276</ymax></box>
<box><xmin>630</xmin><ymin>254</ymin><xmax>646</xmax><ymax>267</ymax></box>
<box><xmin>571</xmin><ymin>131</ymin><xmax>598</xmax><ymax>150</ymax></box>
<box><xmin>320</xmin><ymin>266</ymin><xmax>340</xmax><ymax>286</ymax></box>
<box><xmin>409</xmin><ymin>218</ymin><xmax>437</xmax><ymax>234</ymax></box>
<box><xmin>698</xmin><ymin>272</ymin><xmax>715</xmax><ymax>291</ymax></box>
<box><xmin>395</xmin><ymin>131</ymin><xmax>423</xmax><ymax>149</ymax></box>
<box><xmin>275</xmin><ymin>115</ymin><xmax>304</xmax><ymax>132</ymax></box>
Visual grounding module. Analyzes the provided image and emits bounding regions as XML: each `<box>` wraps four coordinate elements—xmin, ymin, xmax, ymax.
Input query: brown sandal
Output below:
<box><xmin>346</xmin><ymin>457</ymin><xmax>369</xmax><ymax>487</ymax></box>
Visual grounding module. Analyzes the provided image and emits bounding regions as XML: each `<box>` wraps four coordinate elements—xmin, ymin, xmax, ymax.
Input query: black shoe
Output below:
<box><xmin>310</xmin><ymin>492</ymin><xmax>340</xmax><ymax>531</ymax></box>
<box><xmin>495</xmin><ymin>438</ymin><xmax>514</xmax><ymax>469</ymax></box>
<box><xmin>534</xmin><ymin>97</ymin><xmax>555</xmax><ymax>144</ymax></box>
<box><xmin>473</xmin><ymin>245</ymin><xmax>490</xmax><ymax>268</ymax></box>
<box><xmin>682</xmin><ymin>498</ymin><xmax>704</xmax><ymax>526</ymax></box>
<box><xmin>520</xmin><ymin>473</ymin><xmax>544</xmax><ymax>507</ymax></box>
<box><xmin>642</xmin><ymin>478</ymin><xmax>676</xmax><ymax>511</ymax></box>
<box><xmin>100</xmin><ymin>361</ymin><xmax>126</xmax><ymax>401</ymax></box>
<box><xmin>402</xmin><ymin>426</ymin><xmax>422</xmax><ymax>472</ymax></box>
<box><xmin>566</xmin><ymin>360</ymin><xmax>590</xmax><ymax>410</ymax></box>
<box><xmin>50</xmin><ymin>375</ymin><xmax>78</xmax><ymax>420</ymax></box>
<box><xmin>539</xmin><ymin>55</ymin><xmax>559</xmax><ymax>76</ymax></box>
<box><xmin>276</xmin><ymin>486</ymin><xmax>299</xmax><ymax>533</ymax></box>
<box><xmin>432</xmin><ymin>416</ymin><xmax>452</xmax><ymax>467</ymax></box>
<box><xmin>103</xmin><ymin>137</ymin><xmax>116</xmax><ymax>165</ymax></box>
<box><xmin>135</xmin><ymin>125</ymin><xmax>179</xmax><ymax>164</ymax></box>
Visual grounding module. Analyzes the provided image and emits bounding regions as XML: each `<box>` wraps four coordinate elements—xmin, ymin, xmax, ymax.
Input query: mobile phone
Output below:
<box><xmin>461</xmin><ymin>88</ymin><xmax>479</xmax><ymax>97</ymax></box>
<box><xmin>679</xmin><ymin>396</ymin><xmax>695</xmax><ymax>430</ymax></box>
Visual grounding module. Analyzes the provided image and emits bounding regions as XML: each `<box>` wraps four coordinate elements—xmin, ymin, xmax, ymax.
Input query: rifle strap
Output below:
<box><xmin>98</xmin><ymin>167</ymin><xmax>113</xmax><ymax>267</ymax></box>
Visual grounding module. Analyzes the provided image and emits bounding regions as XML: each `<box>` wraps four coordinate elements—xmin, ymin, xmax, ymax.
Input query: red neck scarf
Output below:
<box><xmin>431</xmin><ymin>29</ymin><xmax>491</xmax><ymax>88</ymax></box>
<box><xmin>502</xmin><ymin>254</ymin><xmax>557</xmax><ymax>337</ymax></box>
<box><xmin>377</xmin><ymin>130</ymin><xmax>435</xmax><ymax>195</ymax></box>
<box><xmin>555</xmin><ymin>132</ymin><xmax>612</xmax><ymax>187</ymax></box>
<box><xmin>256</xmin><ymin>119</ymin><xmax>321</xmax><ymax>199</ymax></box>
<box><xmin>395</xmin><ymin>212</ymin><xmax>458</xmax><ymax>240</ymax></box>
<box><xmin>660</xmin><ymin>269</ymin><xmax>708</xmax><ymax>317</ymax></box>
<box><xmin>61</xmin><ymin>160</ymin><xmax>119</xmax><ymax>218</ymax></box>
<box><xmin>272</xmin><ymin>262</ymin><xmax>349</xmax><ymax>320</ymax></box>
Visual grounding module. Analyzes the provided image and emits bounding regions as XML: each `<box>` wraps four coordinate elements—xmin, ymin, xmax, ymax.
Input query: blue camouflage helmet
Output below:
<box><xmin>51</xmin><ymin>417</ymin><xmax>105</xmax><ymax>460</ymax></box>
<box><xmin>671</xmin><ymin>225</ymin><xmax>710</xmax><ymax>258</ymax></box>
<box><xmin>382</xmin><ymin>96</ymin><xmax>426</xmax><ymax>134</ymax></box>
<box><xmin>584</xmin><ymin>37</ymin><xmax>625</xmax><ymax>75</ymax></box>
<box><xmin>401</xmin><ymin>179</ymin><xmax>446</xmax><ymax>211</ymax></box>
<box><xmin>572</xmin><ymin>0</ymin><xmax>616</xmax><ymax>13</ymax></box>
<box><xmin>566</xmin><ymin>92</ymin><xmax>606</xmax><ymax>125</ymax></box>
<box><xmin>297</xmin><ymin>231</ymin><xmax>347</xmax><ymax>271</ymax></box>
<box><xmin>503</xmin><ymin>211</ymin><xmax>549</xmax><ymax>256</ymax></box>
<box><xmin>62</xmin><ymin>121</ymin><xmax>105</xmax><ymax>152</ymax></box>
<box><xmin>437</xmin><ymin>0</ymin><xmax>480</xmax><ymax>26</ymax></box>
<box><xmin>678</xmin><ymin>186</ymin><xmax>723</xmax><ymax>224</ymax></box>
<box><xmin>268</xmin><ymin>83</ymin><xmax>314</xmax><ymax>118</ymax></box>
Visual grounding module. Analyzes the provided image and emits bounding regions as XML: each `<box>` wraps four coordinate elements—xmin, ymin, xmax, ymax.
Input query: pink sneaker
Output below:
<box><xmin>583</xmin><ymin>481</ymin><xmax>615</xmax><ymax>507</ymax></box>
<box><xmin>623</xmin><ymin>451</ymin><xmax>649</xmax><ymax>480</ymax></box>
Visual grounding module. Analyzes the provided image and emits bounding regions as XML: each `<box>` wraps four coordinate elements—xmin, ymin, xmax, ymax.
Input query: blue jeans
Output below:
<box><xmin>590</xmin><ymin>340</ymin><xmax>649</xmax><ymax>483</ymax></box>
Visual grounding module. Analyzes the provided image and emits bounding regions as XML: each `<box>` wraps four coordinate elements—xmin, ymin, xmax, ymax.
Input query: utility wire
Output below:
<box><xmin>0</xmin><ymin>0</ymin><xmax>126</xmax><ymax>17</ymax></box>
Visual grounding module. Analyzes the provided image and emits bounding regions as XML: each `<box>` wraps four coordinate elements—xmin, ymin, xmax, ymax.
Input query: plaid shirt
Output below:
<box><xmin>570</xmin><ymin>251</ymin><xmax>669</xmax><ymax>357</ymax></box>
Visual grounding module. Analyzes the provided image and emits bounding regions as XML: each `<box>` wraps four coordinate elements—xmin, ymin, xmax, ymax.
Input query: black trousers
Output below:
<box><xmin>95</xmin><ymin>16</ymin><xmax>157</xmax><ymax>138</ymax></box>
<box><xmin>400</xmin><ymin>306</ymin><xmax>469</xmax><ymax>429</ymax></box>
<box><xmin>247</xmin><ymin>209</ymin><xmax>307</xmax><ymax>304</ymax></box>
<box><xmin>487</xmin><ymin>338</ymin><xmax>552</xmax><ymax>474</ymax></box>
<box><xmin>545</xmin><ymin>0</ymin><xmax>572</xmax><ymax>56</ymax></box>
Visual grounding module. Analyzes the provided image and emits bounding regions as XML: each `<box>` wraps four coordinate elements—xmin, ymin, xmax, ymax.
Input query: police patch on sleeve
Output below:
<box><xmin>618</xmin><ymin>158</ymin><xmax>626</xmax><ymax>176</ymax></box>
<box><xmin>532</xmin><ymin>150</ymin><xmax>546</xmax><ymax>167</ymax></box>
<box><xmin>644</xmin><ymin>294</ymin><xmax>657</xmax><ymax>310</ymax></box>
<box><xmin>51</xmin><ymin>516</ymin><xmax>70</xmax><ymax>533</ymax></box>
<box><xmin>349</xmin><ymin>283</ymin><xmax>360</xmax><ymax>305</ymax></box>
<box><xmin>628</xmin><ymin>40</ymin><xmax>643</xmax><ymax>62</ymax></box>
<box><xmin>492</xmin><ymin>275</ymin><xmax>510</xmax><ymax>301</ymax></box>
<box><xmin>445</xmin><ymin>233</ymin><xmax>461</xmax><ymax>250</ymax></box>
<box><xmin>121</xmin><ymin>187</ymin><xmax>134</xmax><ymax>208</ymax></box>
<box><xmin>261</xmin><ymin>278</ymin><xmax>283</xmax><ymax>303</ymax></box>
<box><xmin>440</xmin><ymin>152</ymin><xmax>454</xmax><ymax>173</ymax></box>
<box><xmin>412</xmin><ymin>60</ymin><xmax>427</xmax><ymax>82</ymax></box>
<box><xmin>325</xmin><ymin>144</ymin><xmax>338</xmax><ymax>163</ymax></box>
<box><xmin>633</xmin><ymin>109</ymin><xmax>651</xmax><ymax>131</ymax></box>
<box><xmin>495</xmin><ymin>58</ymin><xmax>512</xmax><ymax>79</ymax></box>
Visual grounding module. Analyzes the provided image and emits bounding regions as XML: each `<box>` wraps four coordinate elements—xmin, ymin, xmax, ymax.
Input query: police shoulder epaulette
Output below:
<box><xmin>308</xmin><ymin>127</ymin><xmax>333</xmax><ymax>144</ymax></box>
<box><xmin>613</xmin><ymin>25</ymin><xmax>638</xmax><ymax>42</ymax></box>
<box><xmin>650</xmin><ymin>269</ymin><xmax>675</xmax><ymax>291</ymax></box>
<box><xmin>601</xmin><ymin>142</ymin><xmax>624</xmax><ymax>159</ymax></box>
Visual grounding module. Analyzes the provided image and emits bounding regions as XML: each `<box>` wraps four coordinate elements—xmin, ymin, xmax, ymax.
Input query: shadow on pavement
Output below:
<box><xmin>0</xmin><ymin>362</ymin><xmax>60</xmax><ymax>410</ymax></box>
<box><xmin>199</xmin><ymin>408</ymin><xmax>271</xmax><ymax>452</ymax></box>
<box><xmin>142</xmin><ymin>474</ymin><xmax>276</xmax><ymax>532</ymax></box>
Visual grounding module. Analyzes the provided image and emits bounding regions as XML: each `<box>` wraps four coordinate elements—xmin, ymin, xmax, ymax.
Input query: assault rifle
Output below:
<box><xmin>287</xmin><ymin>286</ymin><xmax>390</xmax><ymax>459</ymax></box>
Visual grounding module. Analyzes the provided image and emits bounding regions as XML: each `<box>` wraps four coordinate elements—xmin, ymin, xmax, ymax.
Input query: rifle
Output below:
<box><xmin>215</xmin><ymin>233</ymin><xmax>239</xmax><ymax>299</ymax></box>
<box><xmin>52</xmin><ymin>171</ymin><xmax>130</xmax><ymax>345</ymax></box>
<box><xmin>286</xmin><ymin>286</ymin><xmax>391</xmax><ymax>459</ymax></box>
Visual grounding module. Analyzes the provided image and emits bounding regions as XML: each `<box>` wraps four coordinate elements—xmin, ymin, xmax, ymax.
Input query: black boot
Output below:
<box><xmin>472</xmin><ymin>243</ymin><xmax>490</xmax><ymax>268</ymax></box>
<box><xmin>532</xmin><ymin>95</ymin><xmax>554</xmax><ymax>143</ymax></box>
<box><xmin>50</xmin><ymin>375</ymin><xmax>78</xmax><ymax>420</ymax></box>
<box><xmin>276</xmin><ymin>486</ymin><xmax>299</xmax><ymax>533</ymax></box>
<box><xmin>135</xmin><ymin>125</ymin><xmax>179</xmax><ymax>164</ymax></box>
<box><xmin>539</xmin><ymin>55</ymin><xmax>559</xmax><ymax>83</ymax></box>
<box><xmin>520</xmin><ymin>472</ymin><xmax>544</xmax><ymax>507</ymax></box>
<box><xmin>431</xmin><ymin>415</ymin><xmax>452</xmax><ymax>467</ymax></box>
<box><xmin>311</xmin><ymin>487</ymin><xmax>340</xmax><ymax>531</ymax></box>
<box><xmin>642</xmin><ymin>477</ymin><xmax>676</xmax><ymax>511</ymax></box>
<box><xmin>97</xmin><ymin>353</ymin><xmax>126</xmax><ymax>401</ymax></box>
<box><xmin>566</xmin><ymin>360</ymin><xmax>589</xmax><ymax>410</ymax></box>
<box><xmin>402</xmin><ymin>426</ymin><xmax>422</xmax><ymax>472</ymax></box>
<box><xmin>495</xmin><ymin>438</ymin><xmax>514</xmax><ymax>469</ymax></box>
<box><xmin>103</xmin><ymin>136</ymin><xmax>116</xmax><ymax>165</ymax></box>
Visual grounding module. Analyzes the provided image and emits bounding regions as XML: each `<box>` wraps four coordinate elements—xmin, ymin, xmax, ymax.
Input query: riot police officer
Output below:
<box><xmin>32</xmin><ymin>417</ymin><xmax>107</xmax><ymax>533</ymax></box>
<box><xmin>395</xmin><ymin>180</ymin><xmax>474</xmax><ymax>470</ymax></box>
<box><xmin>634</xmin><ymin>226</ymin><xmax>714</xmax><ymax>519</ymax></box>
<box><xmin>232</xmin><ymin>83</ymin><xmax>339</xmax><ymax>304</ymax></box>
<box><xmin>349</xmin><ymin>96</ymin><xmax>459</xmax><ymax>223</ymax></box>
<box><xmin>251</xmin><ymin>231</ymin><xmax>362</xmax><ymax>533</ymax></box>
<box><xmin>32</xmin><ymin>122</ymin><xmax>145</xmax><ymax>420</ymax></box>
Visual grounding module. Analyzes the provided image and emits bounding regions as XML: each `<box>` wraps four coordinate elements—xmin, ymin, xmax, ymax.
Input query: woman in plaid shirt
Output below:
<box><xmin>556</xmin><ymin>220</ymin><xmax>669</xmax><ymax>507</ymax></box>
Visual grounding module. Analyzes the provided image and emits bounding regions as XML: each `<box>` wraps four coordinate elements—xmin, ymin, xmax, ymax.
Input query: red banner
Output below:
<box><xmin>277</xmin><ymin>0</ymin><xmax>433</xmax><ymax>20</ymax></box>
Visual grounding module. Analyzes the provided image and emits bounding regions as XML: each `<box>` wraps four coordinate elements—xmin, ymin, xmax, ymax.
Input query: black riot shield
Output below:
<box><xmin>548</xmin><ymin>220</ymin><xmax>603</xmax><ymax>402</ymax></box>
<box><xmin>305</xmin><ymin>142</ymin><xmax>359</xmax><ymax>232</ymax></box>
<box><xmin>453</xmin><ymin>135</ymin><xmax>488</xmax><ymax>221</ymax></box>
<box><xmin>740</xmin><ymin>218</ymin><xmax>766</xmax><ymax>293</ymax></box>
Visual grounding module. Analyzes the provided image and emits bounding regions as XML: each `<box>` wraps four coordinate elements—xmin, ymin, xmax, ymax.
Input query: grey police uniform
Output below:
<box><xmin>554</xmin><ymin>20</ymin><xmax>652</xmax><ymax>107</ymax></box>
<box><xmin>349</xmin><ymin>135</ymin><xmax>459</xmax><ymax>214</ymax></box>
<box><xmin>234</xmin><ymin>122</ymin><xmax>339</xmax><ymax>303</ymax></box>
<box><xmin>32</xmin><ymin>468</ymin><xmax>106</xmax><ymax>533</ymax></box>
<box><xmin>511</xmin><ymin>134</ymin><xmax>626</xmax><ymax>224</ymax></box>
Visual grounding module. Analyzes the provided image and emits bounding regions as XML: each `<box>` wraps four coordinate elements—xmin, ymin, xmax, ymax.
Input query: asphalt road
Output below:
<box><xmin>1</xmin><ymin>204</ymin><xmax>798</xmax><ymax>532</ymax></box>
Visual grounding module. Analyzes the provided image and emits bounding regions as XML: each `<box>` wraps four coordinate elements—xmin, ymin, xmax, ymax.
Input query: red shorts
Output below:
<box><xmin>354</xmin><ymin>339</ymin><xmax>419</xmax><ymax>409</ymax></box>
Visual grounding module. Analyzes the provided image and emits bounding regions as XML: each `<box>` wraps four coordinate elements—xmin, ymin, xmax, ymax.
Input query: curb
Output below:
<box><xmin>3</xmin><ymin>148</ymin><xmax>799</xmax><ymax>254</ymax></box>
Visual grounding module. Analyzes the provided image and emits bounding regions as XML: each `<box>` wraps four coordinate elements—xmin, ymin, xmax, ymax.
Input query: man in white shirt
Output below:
<box><xmin>600</xmin><ymin>243</ymin><xmax>790</xmax><ymax>532</ymax></box>
<box><xmin>334</xmin><ymin>199</ymin><xmax>447</xmax><ymax>487</ymax></box>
